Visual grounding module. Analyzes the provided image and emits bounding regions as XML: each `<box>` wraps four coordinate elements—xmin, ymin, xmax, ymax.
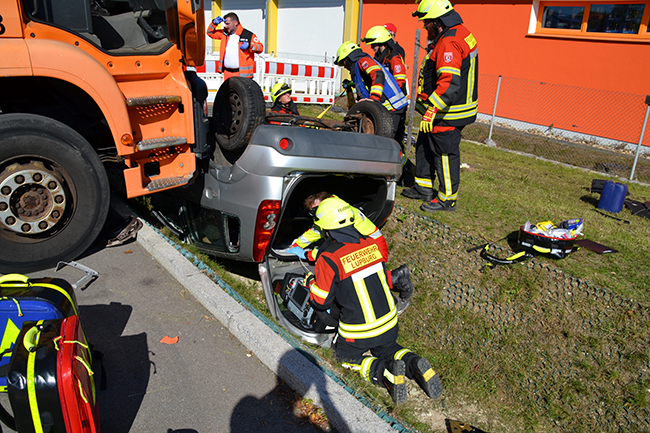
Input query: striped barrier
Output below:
<box><xmin>196</xmin><ymin>54</ymin><xmax>341</xmax><ymax>105</ymax></box>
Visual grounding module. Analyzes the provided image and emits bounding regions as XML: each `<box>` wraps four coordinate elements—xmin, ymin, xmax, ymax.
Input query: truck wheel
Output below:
<box><xmin>212</xmin><ymin>77</ymin><xmax>266</xmax><ymax>151</ymax></box>
<box><xmin>347</xmin><ymin>100</ymin><xmax>394</xmax><ymax>138</ymax></box>
<box><xmin>0</xmin><ymin>114</ymin><xmax>110</xmax><ymax>273</ymax></box>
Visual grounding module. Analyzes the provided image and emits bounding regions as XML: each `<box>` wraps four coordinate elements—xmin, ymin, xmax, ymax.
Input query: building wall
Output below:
<box><xmin>362</xmin><ymin>0</ymin><xmax>650</xmax><ymax>145</ymax></box>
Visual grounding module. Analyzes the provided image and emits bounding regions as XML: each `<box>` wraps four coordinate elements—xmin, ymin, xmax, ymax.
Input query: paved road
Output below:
<box><xmin>19</xmin><ymin>207</ymin><xmax>326</xmax><ymax>433</ymax></box>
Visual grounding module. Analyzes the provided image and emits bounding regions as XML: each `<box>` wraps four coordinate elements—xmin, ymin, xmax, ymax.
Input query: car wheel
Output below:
<box><xmin>211</xmin><ymin>77</ymin><xmax>266</xmax><ymax>151</ymax></box>
<box><xmin>346</xmin><ymin>100</ymin><xmax>394</xmax><ymax>138</ymax></box>
<box><xmin>0</xmin><ymin>114</ymin><xmax>110</xmax><ymax>273</ymax></box>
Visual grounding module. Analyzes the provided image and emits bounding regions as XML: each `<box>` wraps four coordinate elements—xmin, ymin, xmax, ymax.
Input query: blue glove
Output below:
<box><xmin>212</xmin><ymin>16</ymin><xmax>224</xmax><ymax>25</ymax></box>
<box><xmin>240</xmin><ymin>41</ymin><xmax>249</xmax><ymax>51</ymax></box>
<box><xmin>287</xmin><ymin>246</ymin><xmax>306</xmax><ymax>259</ymax></box>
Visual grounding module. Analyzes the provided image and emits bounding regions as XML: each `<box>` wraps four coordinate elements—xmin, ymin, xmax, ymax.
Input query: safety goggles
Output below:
<box><xmin>412</xmin><ymin>10</ymin><xmax>426</xmax><ymax>18</ymax></box>
<box><xmin>308</xmin><ymin>206</ymin><xmax>319</xmax><ymax>219</ymax></box>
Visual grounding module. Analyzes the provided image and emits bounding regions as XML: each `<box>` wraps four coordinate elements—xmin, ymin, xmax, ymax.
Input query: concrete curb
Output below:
<box><xmin>136</xmin><ymin>221</ymin><xmax>397</xmax><ymax>433</ymax></box>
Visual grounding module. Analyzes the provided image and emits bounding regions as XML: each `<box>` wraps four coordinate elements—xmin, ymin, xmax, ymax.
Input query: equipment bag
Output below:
<box><xmin>481</xmin><ymin>219</ymin><xmax>582</xmax><ymax>265</ymax></box>
<box><xmin>1</xmin><ymin>316</ymin><xmax>99</xmax><ymax>433</ymax></box>
<box><xmin>0</xmin><ymin>274</ymin><xmax>79</xmax><ymax>392</ymax></box>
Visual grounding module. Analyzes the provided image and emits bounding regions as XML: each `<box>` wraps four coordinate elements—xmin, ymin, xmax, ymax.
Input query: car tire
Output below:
<box><xmin>212</xmin><ymin>77</ymin><xmax>266</xmax><ymax>151</ymax></box>
<box><xmin>347</xmin><ymin>100</ymin><xmax>394</xmax><ymax>138</ymax></box>
<box><xmin>0</xmin><ymin>114</ymin><xmax>110</xmax><ymax>273</ymax></box>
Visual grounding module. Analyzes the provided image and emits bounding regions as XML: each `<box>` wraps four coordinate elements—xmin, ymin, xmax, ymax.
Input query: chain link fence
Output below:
<box><xmin>385</xmin><ymin>206</ymin><xmax>650</xmax><ymax>432</ymax></box>
<box><xmin>463</xmin><ymin>75</ymin><xmax>650</xmax><ymax>184</ymax></box>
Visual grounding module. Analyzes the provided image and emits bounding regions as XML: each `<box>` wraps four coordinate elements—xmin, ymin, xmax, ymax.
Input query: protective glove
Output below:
<box><xmin>304</xmin><ymin>272</ymin><xmax>315</xmax><ymax>288</ymax></box>
<box><xmin>419</xmin><ymin>106</ymin><xmax>437</xmax><ymax>133</ymax></box>
<box><xmin>342</xmin><ymin>79</ymin><xmax>354</xmax><ymax>91</ymax></box>
<box><xmin>287</xmin><ymin>246</ymin><xmax>306</xmax><ymax>259</ymax></box>
<box><xmin>240</xmin><ymin>41</ymin><xmax>249</xmax><ymax>51</ymax></box>
<box><xmin>212</xmin><ymin>16</ymin><xmax>224</xmax><ymax>25</ymax></box>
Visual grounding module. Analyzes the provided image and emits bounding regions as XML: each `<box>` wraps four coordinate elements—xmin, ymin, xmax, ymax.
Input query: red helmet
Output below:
<box><xmin>384</xmin><ymin>23</ymin><xmax>397</xmax><ymax>34</ymax></box>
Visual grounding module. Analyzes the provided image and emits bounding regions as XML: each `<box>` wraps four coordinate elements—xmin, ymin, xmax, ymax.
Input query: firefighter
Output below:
<box><xmin>401</xmin><ymin>0</ymin><xmax>479</xmax><ymax>213</ymax></box>
<box><xmin>361</xmin><ymin>26</ymin><xmax>414</xmax><ymax>187</ymax></box>
<box><xmin>286</xmin><ymin>192</ymin><xmax>413</xmax><ymax>308</ymax></box>
<box><xmin>206</xmin><ymin>13</ymin><xmax>264</xmax><ymax>79</ymax></box>
<box><xmin>304</xmin><ymin>197</ymin><xmax>443</xmax><ymax>405</ymax></box>
<box><xmin>334</xmin><ymin>41</ymin><xmax>408</xmax><ymax>142</ymax></box>
<box><xmin>270</xmin><ymin>83</ymin><xmax>300</xmax><ymax>115</ymax></box>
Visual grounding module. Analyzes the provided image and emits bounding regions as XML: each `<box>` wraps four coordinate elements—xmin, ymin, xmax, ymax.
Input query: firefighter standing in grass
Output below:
<box><xmin>334</xmin><ymin>42</ymin><xmax>408</xmax><ymax>142</ymax></box>
<box><xmin>304</xmin><ymin>197</ymin><xmax>443</xmax><ymax>405</ymax></box>
<box><xmin>401</xmin><ymin>0</ymin><xmax>479</xmax><ymax>212</ymax></box>
<box><xmin>206</xmin><ymin>12</ymin><xmax>263</xmax><ymax>79</ymax></box>
<box><xmin>270</xmin><ymin>83</ymin><xmax>300</xmax><ymax>115</ymax></box>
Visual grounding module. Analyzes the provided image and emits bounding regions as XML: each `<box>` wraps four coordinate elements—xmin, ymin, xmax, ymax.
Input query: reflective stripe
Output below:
<box><xmin>437</xmin><ymin>66</ymin><xmax>460</xmax><ymax>76</ymax></box>
<box><xmin>339</xmin><ymin>310</ymin><xmax>397</xmax><ymax>339</ymax></box>
<box><xmin>353</xmin><ymin>278</ymin><xmax>375</xmax><ymax>324</ymax></box>
<box><xmin>467</xmin><ymin>54</ymin><xmax>477</xmax><ymax>105</ymax></box>
<box><xmin>360</xmin><ymin>356</ymin><xmax>376</xmax><ymax>382</ymax></box>
<box><xmin>415</xmin><ymin>176</ymin><xmax>432</xmax><ymax>188</ymax></box>
<box><xmin>310</xmin><ymin>283</ymin><xmax>329</xmax><ymax>302</ymax></box>
<box><xmin>26</xmin><ymin>321</ymin><xmax>44</xmax><ymax>433</ymax></box>
<box><xmin>394</xmin><ymin>348</ymin><xmax>412</xmax><ymax>360</ymax></box>
<box><xmin>441</xmin><ymin>154</ymin><xmax>453</xmax><ymax>198</ymax></box>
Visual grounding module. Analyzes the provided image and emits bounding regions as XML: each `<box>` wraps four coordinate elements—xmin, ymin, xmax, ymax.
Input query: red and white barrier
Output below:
<box><xmin>197</xmin><ymin>53</ymin><xmax>341</xmax><ymax>105</ymax></box>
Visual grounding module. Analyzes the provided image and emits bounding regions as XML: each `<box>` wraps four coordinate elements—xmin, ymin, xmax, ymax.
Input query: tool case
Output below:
<box><xmin>0</xmin><ymin>274</ymin><xmax>80</xmax><ymax>392</ymax></box>
<box><xmin>1</xmin><ymin>316</ymin><xmax>99</xmax><ymax>433</ymax></box>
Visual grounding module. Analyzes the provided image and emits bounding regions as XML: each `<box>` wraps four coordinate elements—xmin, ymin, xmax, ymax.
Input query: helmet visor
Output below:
<box><xmin>412</xmin><ymin>10</ymin><xmax>427</xmax><ymax>18</ymax></box>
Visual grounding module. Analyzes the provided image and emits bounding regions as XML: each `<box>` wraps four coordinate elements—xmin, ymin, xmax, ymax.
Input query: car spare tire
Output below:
<box><xmin>346</xmin><ymin>100</ymin><xmax>394</xmax><ymax>138</ymax></box>
<box><xmin>212</xmin><ymin>77</ymin><xmax>266</xmax><ymax>151</ymax></box>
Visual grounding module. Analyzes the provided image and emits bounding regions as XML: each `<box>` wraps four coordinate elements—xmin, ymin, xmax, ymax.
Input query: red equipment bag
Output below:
<box><xmin>0</xmin><ymin>316</ymin><xmax>99</xmax><ymax>433</ymax></box>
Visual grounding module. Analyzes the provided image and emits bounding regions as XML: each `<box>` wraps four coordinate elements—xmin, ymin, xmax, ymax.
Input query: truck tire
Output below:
<box><xmin>212</xmin><ymin>77</ymin><xmax>266</xmax><ymax>151</ymax></box>
<box><xmin>347</xmin><ymin>100</ymin><xmax>394</xmax><ymax>138</ymax></box>
<box><xmin>0</xmin><ymin>114</ymin><xmax>110</xmax><ymax>273</ymax></box>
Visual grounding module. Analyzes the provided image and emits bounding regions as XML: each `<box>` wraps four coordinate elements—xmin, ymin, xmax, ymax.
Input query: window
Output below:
<box><xmin>536</xmin><ymin>1</ymin><xmax>650</xmax><ymax>39</ymax></box>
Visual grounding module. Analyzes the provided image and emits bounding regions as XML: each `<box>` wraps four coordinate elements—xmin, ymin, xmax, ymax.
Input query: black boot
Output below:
<box><xmin>382</xmin><ymin>360</ymin><xmax>407</xmax><ymax>405</ymax></box>
<box><xmin>391</xmin><ymin>265</ymin><xmax>414</xmax><ymax>301</ymax></box>
<box><xmin>401</xmin><ymin>187</ymin><xmax>432</xmax><ymax>202</ymax></box>
<box><xmin>410</xmin><ymin>356</ymin><xmax>443</xmax><ymax>399</ymax></box>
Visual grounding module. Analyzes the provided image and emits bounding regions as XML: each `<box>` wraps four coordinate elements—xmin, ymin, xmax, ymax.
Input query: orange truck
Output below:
<box><xmin>0</xmin><ymin>0</ymin><xmax>208</xmax><ymax>272</ymax></box>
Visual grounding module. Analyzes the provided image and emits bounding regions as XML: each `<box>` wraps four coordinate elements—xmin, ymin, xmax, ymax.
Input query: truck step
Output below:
<box><xmin>126</xmin><ymin>95</ymin><xmax>182</xmax><ymax>107</ymax></box>
<box><xmin>136</xmin><ymin>136</ymin><xmax>187</xmax><ymax>151</ymax></box>
<box><xmin>146</xmin><ymin>176</ymin><xmax>190</xmax><ymax>192</ymax></box>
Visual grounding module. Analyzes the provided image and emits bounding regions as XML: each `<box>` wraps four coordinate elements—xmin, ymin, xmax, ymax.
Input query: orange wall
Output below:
<box><xmin>362</xmin><ymin>0</ymin><xmax>650</xmax><ymax>145</ymax></box>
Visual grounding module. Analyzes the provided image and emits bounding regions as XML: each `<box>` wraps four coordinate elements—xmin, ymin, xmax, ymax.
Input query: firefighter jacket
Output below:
<box><xmin>291</xmin><ymin>206</ymin><xmax>386</xmax><ymax>261</ymax></box>
<box><xmin>271</xmin><ymin>100</ymin><xmax>300</xmax><ymax>115</ymax></box>
<box><xmin>416</xmin><ymin>18</ymin><xmax>478</xmax><ymax>127</ymax></box>
<box><xmin>309</xmin><ymin>233</ymin><xmax>398</xmax><ymax>349</ymax></box>
<box><xmin>206</xmin><ymin>23</ymin><xmax>263</xmax><ymax>78</ymax></box>
<box><xmin>348</xmin><ymin>50</ymin><xmax>408</xmax><ymax>112</ymax></box>
<box><xmin>374</xmin><ymin>41</ymin><xmax>408</xmax><ymax>95</ymax></box>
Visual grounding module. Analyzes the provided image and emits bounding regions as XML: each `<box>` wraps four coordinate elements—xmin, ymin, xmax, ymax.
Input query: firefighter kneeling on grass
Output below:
<box><xmin>304</xmin><ymin>197</ymin><xmax>443</xmax><ymax>404</ymax></box>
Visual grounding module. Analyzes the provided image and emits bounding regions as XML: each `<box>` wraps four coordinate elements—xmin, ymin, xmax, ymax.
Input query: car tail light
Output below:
<box><xmin>253</xmin><ymin>199</ymin><xmax>281</xmax><ymax>262</ymax></box>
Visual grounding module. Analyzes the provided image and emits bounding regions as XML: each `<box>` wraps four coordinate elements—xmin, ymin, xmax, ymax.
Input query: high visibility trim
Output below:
<box><xmin>467</xmin><ymin>56</ymin><xmax>477</xmax><ymax>105</ymax></box>
<box><xmin>351</xmin><ymin>262</ymin><xmax>384</xmax><ymax>283</ymax></box>
<box><xmin>415</xmin><ymin>177</ymin><xmax>432</xmax><ymax>188</ymax></box>
<box><xmin>0</xmin><ymin>297</ymin><xmax>23</xmax><ymax>316</ymax></box>
<box><xmin>437</xmin><ymin>66</ymin><xmax>460</xmax><ymax>76</ymax></box>
<box><xmin>342</xmin><ymin>362</ymin><xmax>362</xmax><ymax>372</ymax></box>
<box><xmin>441</xmin><ymin>154</ymin><xmax>453</xmax><ymax>198</ymax></box>
<box><xmin>27</xmin><ymin>321</ymin><xmax>44</xmax><ymax>433</ymax></box>
<box><xmin>394</xmin><ymin>348</ymin><xmax>412</xmax><ymax>360</ymax></box>
<box><xmin>310</xmin><ymin>283</ymin><xmax>329</xmax><ymax>302</ymax></box>
<box><xmin>430</xmin><ymin>93</ymin><xmax>446</xmax><ymax>111</ymax></box>
<box><xmin>366</xmin><ymin>64</ymin><xmax>382</xmax><ymax>73</ymax></box>
<box><xmin>353</xmin><ymin>278</ymin><xmax>376</xmax><ymax>324</ymax></box>
<box><xmin>360</xmin><ymin>356</ymin><xmax>377</xmax><ymax>382</ymax></box>
<box><xmin>339</xmin><ymin>310</ymin><xmax>397</xmax><ymax>339</ymax></box>
<box><xmin>33</xmin><ymin>283</ymin><xmax>78</xmax><ymax>315</ymax></box>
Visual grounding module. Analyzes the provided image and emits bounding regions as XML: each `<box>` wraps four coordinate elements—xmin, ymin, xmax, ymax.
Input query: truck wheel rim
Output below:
<box><xmin>0</xmin><ymin>162</ymin><xmax>68</xmax><ymax>235</ymax></box>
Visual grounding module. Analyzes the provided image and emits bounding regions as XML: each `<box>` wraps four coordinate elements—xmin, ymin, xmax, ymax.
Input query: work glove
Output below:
<box><xmin>212</xmin><ymin>16</ymin><xmax>224</xmax><ymax>25</ymax></box>
<box><xmin>419</xmin><ymin>106</ymin><xmax>437</xmax><ymax>133</ymax></box>
<box><xmin>240</xmin><ymin>41</ymin><xmax>249</xmax><ymax>51</ymax></box>
<box><xmin>287</xmin><ymin>246</ymin><xmax>306</xmax><ymax>259</ymax></box>
<box><xmin>342</xmin><ymin>79</ymin><xmax>354</xmax><ymax>91</ymax></box>
<box><xmin>304</xmin><ymin>272</ymin><xmax>315</xmax><ymax>289</ymax></box>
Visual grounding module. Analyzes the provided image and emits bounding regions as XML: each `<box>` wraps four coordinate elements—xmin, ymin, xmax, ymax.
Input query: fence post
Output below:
<box><xmin>484</xmin><ymin>75</ymin><xmax>502</xmax><ymax>147</ymax></box>
<box><xmin>629</xmin><ymin>95</ymin><xmax>650</xmax><ymax>181</ymax></box>
<box><xmin>405</xmin><ymin>29</ymin><xmax>421</xmax><ymax>155</ymax></box>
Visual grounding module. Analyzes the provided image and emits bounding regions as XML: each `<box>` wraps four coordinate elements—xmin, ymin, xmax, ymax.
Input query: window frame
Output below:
<box><xmin>535</xmin><ymin>0</ymin><xmax>650</xmax><ymax>40</ymax></box>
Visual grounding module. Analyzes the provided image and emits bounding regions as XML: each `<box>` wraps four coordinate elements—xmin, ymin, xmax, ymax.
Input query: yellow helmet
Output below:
<box><xmin>362</xmin><ymin>26</ymin><xmax>392</xmax><ymax>45</ymax></box>
<box><xmin>271</xmin><ymin>82</ymin><xmax>291</xmax><ymax>103</ymax></box>
<box><xmin>335</xmin><ymin>41</ymin><xmax>360</xmax><ymax>65</ymax></box>
<box><xmin>313</xmin><ymin>196</ymin><xmax>355</xmax><ymax>230</ymax></box>
<box><xmin>412</xmin><ymin>0</ymin><xmax>454</xmax><ymax>21</ymax></box>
